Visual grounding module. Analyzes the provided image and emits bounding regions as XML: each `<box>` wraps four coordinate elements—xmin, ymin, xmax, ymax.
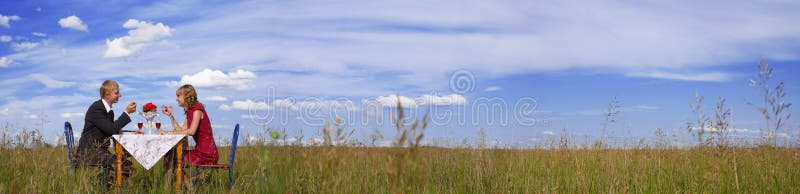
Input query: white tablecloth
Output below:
<box><xmin>112</xmin><ymin>134</ymin><xmax>186</xmax><ymax>170</ymax></box>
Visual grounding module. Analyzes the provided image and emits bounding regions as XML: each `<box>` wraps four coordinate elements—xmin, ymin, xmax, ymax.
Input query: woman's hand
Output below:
<box><xmin>161</xmin><ymin>105</ymin><xmax>173</xmax><ymax>117</ymax></box>
<box><xmin>158</xmin><ymin>129</ymin><xmax>168</xmax><ymax>135</ymax></box>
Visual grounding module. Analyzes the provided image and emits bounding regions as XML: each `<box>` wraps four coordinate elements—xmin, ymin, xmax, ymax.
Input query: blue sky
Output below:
<box><xmin>1</xmin><ymin>0</ymin><xmax>799</xmax><ymax>147</ymax></box>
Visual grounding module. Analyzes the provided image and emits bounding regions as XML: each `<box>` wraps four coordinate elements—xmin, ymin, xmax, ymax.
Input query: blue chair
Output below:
<box><xmin>193</xmin><ymin>124</ymin><xmax>239</xmax><ymax>189</ymax></box>
<box><xmin>64</xmin><ymin>122</ymin><xmax>111</xmax><ymax>186</ymax></box>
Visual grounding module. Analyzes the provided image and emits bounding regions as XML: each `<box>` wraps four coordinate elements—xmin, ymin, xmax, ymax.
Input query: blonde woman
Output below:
<box><xmin>160</xmin><ymin>84</ymin><xmax>219</xmax><ymax>166</ymax></box>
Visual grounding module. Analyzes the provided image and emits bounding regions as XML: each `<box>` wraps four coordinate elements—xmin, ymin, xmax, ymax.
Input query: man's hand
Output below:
<box><xmin>134</xmin><ymin>130</ymin><xmax>143</xmax><ymax>134</ymax></box>
<box><xmin>126</xmin><ymin>102</ymin><xmax>137</xmax><ymax>114</ymax></box>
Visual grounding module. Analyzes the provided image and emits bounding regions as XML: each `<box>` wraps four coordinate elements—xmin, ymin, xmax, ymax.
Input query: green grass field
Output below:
<box><xmin>1</xmin><ymin>143</ymin><xmax>798</xmax><ymax>193</ymax></box>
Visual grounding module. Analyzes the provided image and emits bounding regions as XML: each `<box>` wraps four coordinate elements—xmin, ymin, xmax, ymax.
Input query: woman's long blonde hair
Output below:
<box><xmin>177</xmin><ymin>84</ymin><xmax>202</xmax><ymax>110</ymax></box>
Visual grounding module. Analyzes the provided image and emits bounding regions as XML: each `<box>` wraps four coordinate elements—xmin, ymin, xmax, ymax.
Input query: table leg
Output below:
<box><xmin>115</xmin><ymin>141</ymin><xmax>123</xmax><ymax>186</ymax></box>
<box><xmin>176</xmin><ymin>140</ymin><xmax>183</xmax><ymax>191</ymax></box>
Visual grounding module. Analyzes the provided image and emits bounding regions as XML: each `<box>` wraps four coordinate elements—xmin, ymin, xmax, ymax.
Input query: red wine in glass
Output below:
<box><xmin>137</xmin><ymin>122</ymin><xmax>143</xmax><ymax>130</ymax></box>
<box><xmin>155</xmin><ymin>122</ymin><xmax>162</xmax><ymax>130</ymax></box>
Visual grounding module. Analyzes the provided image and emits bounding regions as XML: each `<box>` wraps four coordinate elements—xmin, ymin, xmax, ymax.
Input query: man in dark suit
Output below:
<box><xmin>76</xmin><ymin>80</ymin><xmax>141</xmax><ymax>180</ymax></box>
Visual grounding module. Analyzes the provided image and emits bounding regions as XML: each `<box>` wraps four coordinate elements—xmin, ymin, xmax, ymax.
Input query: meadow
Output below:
<box><xmin>1</xmin><ymin>140</ymin><xmax>798</xmax><ymax>193</ymax></box>
<box><xmin>1</xmin><ymin>61</ymin><xmax>798</xmax><ymax>193</ymax></box>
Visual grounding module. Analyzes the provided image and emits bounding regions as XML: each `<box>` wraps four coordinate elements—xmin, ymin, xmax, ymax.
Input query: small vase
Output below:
<box><xmin>140</xmin><ymin>111</ymin><xmax>159</xmax><ymax>134</ymax></box>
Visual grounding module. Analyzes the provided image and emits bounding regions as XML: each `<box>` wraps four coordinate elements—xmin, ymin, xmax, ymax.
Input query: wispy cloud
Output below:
<box><xmin>484</xmin><ymin>86</ymin><xmax>502</xmax><ymax>92</ymax></box>
<box><xmin>58</xmin><ymin>15</ymin><xmax>88</xmax><ymax>31</ymax></box>
<box><xmin>626</xmin><ymin>71</ymin><xmax>733</xmax><ymax>82</ymax></box>
<box><xmin>205</xmin><ymin>96</ymin><xmax>228</xmax><ymax>102</ymax></box>
<box><xmin>60</xmin><ymin>112</ymin><xmax>84</xmax><ymax>119</ymax></box>
<box><xmin>12</xmin><ymin>41</ymin><xmax>44</xmax><ymax>51</ymax></box>
<box><xmin>221</xmin><ymin>93</ymin><xmax>466</xmax><ymax>113</ymax></box>
<box><xmin>230</xmin><ymin>99</ymin><xmax>270</xmax><ymax>111</ymax></box>
<box><xmin>224</xmin><ymin>98</ymin><xmax>357</xmax><ymax>112</ymax></box>
<box><xmin>0</xmin><ymin>94</ymin><xmax>95</xmax><ymax>121</ymax></box>
<box><xmin>5</xmin><ymin>1</ymin><xmax>800</xmax><ymax>97</ymax></box>
<box><xmin>561</xmin><ymin>105</ymin><xmax>661</xmax><ymax>116</ymax></box>
<box><xmin>1</xmin><ymin>1</ymin><xmax>799</xmax><ymax>144</ymax></box>
<box><xmin>629</xmin><ymin>105</ymin><xmax>661</xmax><ymax>111</ymax></box>
<box><xmin>27</xmin><ymin>73</ymin><xmax>75</xmax><ymax>89</ymax></box>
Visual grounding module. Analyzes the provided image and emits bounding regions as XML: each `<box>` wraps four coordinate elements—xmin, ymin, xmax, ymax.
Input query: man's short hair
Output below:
<box><xmin>99</xmin><ymin>80</ymin><xmax>119</xmax><ymax>98</ymax></box>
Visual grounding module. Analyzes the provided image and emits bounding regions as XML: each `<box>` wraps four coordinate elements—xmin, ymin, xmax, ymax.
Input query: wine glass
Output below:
<box><xmin>137</xmin><ymin>117</ymin><xmax>144</xmax><ymax>130</ymax></box>
<box><xmin>155</xmin><ymin>116</ymin><xmax>162</xmax><ymax>130</ymax></box>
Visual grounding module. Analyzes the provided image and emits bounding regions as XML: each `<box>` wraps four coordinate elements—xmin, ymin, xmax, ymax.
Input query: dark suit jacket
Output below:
<box><xmin>77</xmin><ymin>99</ymin><xmax>131</xmax><ymax>150</ymax></box>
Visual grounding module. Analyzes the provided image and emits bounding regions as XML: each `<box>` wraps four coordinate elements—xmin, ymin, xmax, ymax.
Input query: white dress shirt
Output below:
<box><xmin>101</xmin><ymin>99</ymin><xmax>129</xmax><ymax>117</ymax></box>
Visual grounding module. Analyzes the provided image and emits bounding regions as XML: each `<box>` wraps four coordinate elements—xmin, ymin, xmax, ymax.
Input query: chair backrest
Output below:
<box><xmin>64</xmin><ymin>122</ymin><xmax>75</xmax><ymax>164</ymax></box>
<box><xmin>229</xmin><ymin>124</ymin><xmax>240</xmax><ymax>166</ymax></box>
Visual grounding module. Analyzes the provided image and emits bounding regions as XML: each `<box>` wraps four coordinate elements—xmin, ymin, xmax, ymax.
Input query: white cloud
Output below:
<box><xmin>272</xmin><ymin>98</ymin><xmax>296</xmax><ymax>109</ymax></box>
<box><xmin>12</xmin><ymin>41</ymin><xmax>42</xmax><ymax>51</ymax></box>
<box><xmin>58</xmin><ymin>15</ymin><xmax>88</xmax><ymax>31</ymax></box>
<box><xmin>27</xmin><ymin>73</ymin><xmax>76</xmax><ymax>88</ymax></box>
<box><xmin>25</xmin><ymin>114</ymin><xmax>39</xmax><ymax>119</ymax></box>
<box><xmin>221</xmin><ymin>98</ymin><xmax>358</xmax><ymax>114</ymax></box>
<box><xmin>701</xmin><ymin>126</ymin><xmax>718</xmax><ymax>133</ymax></box>
<box><xmin>32</xmin><ymin>32</ymin><xmax>47</xmax><ymax>37</ymax></box>
<box><xmin>3</xmin><ymin>1</ymin><xmax>798</xmax><ymax>100</ymax></box>
<box><xmin>630</xmin><ymin>105</ymin><xmax>661</xmax><ymax>111</ymax></box>
<box><xmin>368</xmin><ymin>94</ymin><xmax>467</xmax><ymax>108</ymax></box>
<box><xmin>1</xmin><ymin>35</ymin><xmax>12</xmax><ymax>42</ymax></box>
<box><xmin>626</xmin><ymin>71</ymin><xmax>732</xmax><ymax>82</ymax></box>
<box><xmin>138</xmin><ymin>0</ymin><xmax>798</xmax><ymax>78</ymax></box>
<box><xmin>0</xmin><ymin>14</ymin><xmax>20</xmax><ymax>28</ymax></box>
<box><xmin>171</xmin><ymin>69</ymin><xmax>256</xmax><ymax>90</ymax></box>
<box><xmin>205</xmin><ymin>96</ymin><xmax>228</xmax><ymax>101</ymax></box>
<box><xmin>309</xmin><ymin>138</ymin><xmax>325</xmax><ymax>146</ymax></box>
<box><xmin>294</xmin><ymin>99</ymin><xmax>357</xmax><ymax>112</ymax></box>
<box><xmin>104</xmin><ymin>19</ymin><xmax>173</xmax><ymax>58</ymax></box>
<box><xmin>417</xmin><ymin>94</ymin><xmax>467</xmax><ymax>106</ymax></box>
<box><xmin>240</xmin><ymin>114</ymin><xmax>256</xmax><ymax>119</ymax></box>
<box><xmin>730</xmin><ymin>128</ymin><xmax>753</xmax><ymax>133</ymax></box>
<box><xmin>3</xmin><ymin>1</ymin><xmax>800</xmax><ymax>147</ymax></box>
<box><xmin>375</xmin><ymin>94</ymin><xmax>418</xmax><ymax>107</ymax></box>
<box><xmin>484</xmin><ymin>86</ymin><xmax>502</xmax><ymax>92</ymax></box>
<box><xmin>231</xmin><ymin>99</ymin><xmax>271</xmax><ymax>110</ymax></box>
<box><xmin>228</xmin><ymin>69</ymin><xmax>256</xmax><ymax>79</ymax></box>
<box><xmin>60</xmin><ymin>112</ymin><xmax>85</xmax><ymax>119</ymax></box>
<box><xmin>562</xmin><ymin>105</ymin><xmax>662</xmax><ymax>117</ymax></box>
<box><xmin>0</xmin><ymin>108</ymin><xmax>8</xmax><ymax>116</ymax></box>
<box><xmin>0</xmin><ymin>94</ymin><xmax>95</xmax><ymax>138</ymax></box>
<box><xmin>543</xmin><ymin>131</ymin><xmax>555</xmax><ymax>136</ymax></box>
<box><xmin>0</xmin><ymin>57</ymin><xmax>11</xmax><ymax>67</ymax></box>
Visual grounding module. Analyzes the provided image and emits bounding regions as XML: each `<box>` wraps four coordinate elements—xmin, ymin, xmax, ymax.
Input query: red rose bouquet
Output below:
<box><xmin>143</xmin><ymin>102</ymin><xmax>158</xmax><ymax>112</ymax></box>
<box><xmin>139</xmin><ymin>102</ymin><xmax>159</xmax><ymax>134</ymax></box>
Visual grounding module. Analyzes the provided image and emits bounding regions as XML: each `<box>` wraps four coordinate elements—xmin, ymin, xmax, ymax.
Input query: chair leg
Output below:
<box><xmin>193</xmin><ymin>167</ymin><xmax>199</xmax><ymax>189</ymax></box>
<box><xmin>101</xmin><ymin>168</ymin><xmax>109</xmax><ymax>188</ymax></box>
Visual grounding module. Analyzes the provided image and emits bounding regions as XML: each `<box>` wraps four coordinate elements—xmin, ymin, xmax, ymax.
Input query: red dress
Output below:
<box><xmin>184</xmin><ymin>103</ymin><xmax>219</xmax><ymax>165</ymax></box>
